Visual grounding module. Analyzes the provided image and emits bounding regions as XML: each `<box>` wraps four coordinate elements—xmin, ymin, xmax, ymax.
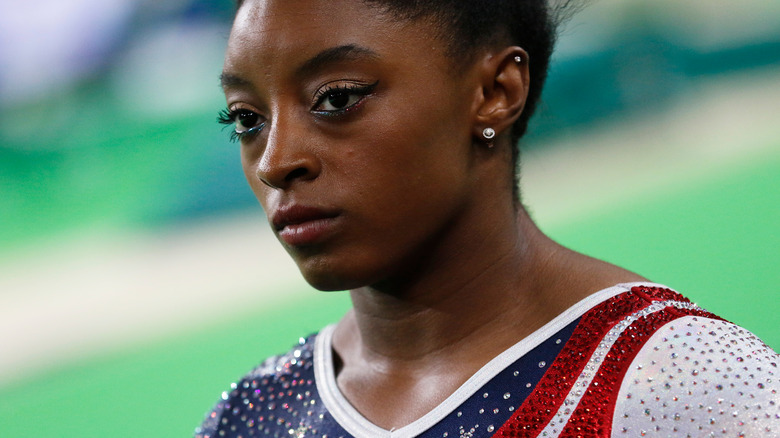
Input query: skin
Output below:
<box><xmin>222</xmin><ymin>0</ymin><xmax>646</xmax><ymax>430</ymax></box>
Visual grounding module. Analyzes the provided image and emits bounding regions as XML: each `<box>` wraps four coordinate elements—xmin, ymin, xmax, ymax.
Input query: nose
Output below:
<box><xmin>255</xmin><ymin>119</ymin><xmax>321</xmax><ymax>190</ymax></box>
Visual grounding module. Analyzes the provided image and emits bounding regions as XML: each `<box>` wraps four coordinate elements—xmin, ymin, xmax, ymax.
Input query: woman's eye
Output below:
<box><xmin>312</xmin><ymin>81</ymin><xmax>378</xmax><ymax>115</ymax></box>
<box><xmin>317</xmin><ymin>90</ymin><xmax>362</xmax><ymax>112</ymax></box>
<box><xmin>235</xmin><ymin>110</ymin><xmax>260</xmax><ymax>132</ymax></box>
<box><xmin>217</xmin><ymin>107</ymin><xmax>265</xmax><ymax>142</ymax></box>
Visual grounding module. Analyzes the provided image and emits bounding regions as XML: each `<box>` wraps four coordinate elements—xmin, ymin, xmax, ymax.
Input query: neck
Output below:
<box><xmin>327</xmin><ymin>181</ymin><xmax>646</xmax><ymax>430</ymax></box>
<box><xmin>333</xmin><ymin>205</ymin><xmax>646</xmax><ymax>373</ymax></box>
<box><xmin>336</xmin><ymin>206</ymin><xmax>565</xmax><ymax>369</ymax></box>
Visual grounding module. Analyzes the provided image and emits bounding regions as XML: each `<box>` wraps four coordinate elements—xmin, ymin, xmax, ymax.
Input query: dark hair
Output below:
<box><xmin>360</xmin><ymin>1</ymin><xmax>582</xmax><ymax>197</ymax></box>
<box><xmin>234</xmin><ymin>0</ymin><xmax>578</xmax><ymax>197</ymax></box>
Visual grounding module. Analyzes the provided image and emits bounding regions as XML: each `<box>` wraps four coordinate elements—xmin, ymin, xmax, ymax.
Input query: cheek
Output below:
<box><xmin>241</xmin><ymin>151</ymin><xmax>269</xmax><ymax>207</ymax></box>
<box><xmin>337</xmin><ymin>131</ymin><xmax>472</xmax><ymax>243</ymax></box>
<box><xmin>334</xmin><ymin>86</ymin><xmax>474</xmax><ymax>212</ymax></box>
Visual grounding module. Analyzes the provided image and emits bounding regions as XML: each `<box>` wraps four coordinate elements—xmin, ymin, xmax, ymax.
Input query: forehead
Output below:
<box><xmin>224</xmin><ymin>0</ymin><xmax>444</xmax><ymax>80</ymax></box>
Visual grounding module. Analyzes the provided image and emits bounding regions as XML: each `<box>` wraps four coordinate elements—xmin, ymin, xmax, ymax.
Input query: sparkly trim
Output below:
<box><xmin>494</xmin><ymin>286</ymin><xmax>712</xmax><ymax>437</ymax></box>
<box><xmin>558</xmin><ymin>305</ymin><xmax>720</xmax><ymax>437</ymax></box>
<box><xmin>612</xmin><ymin>316</ymin><xmax>779</xmax><ymax>437</ymax></box>
<box><xmin>544</xmin><ymin>300</ymin><xmax>706</xmax><ymax>437</ymax></box>
<box><xmin>315</xmin><ymin>325</ymin><xmax>390</xmax><ymax>437</ymax></box>
<box><xmin>495</xmin><ymin>288</ymin><xmax>660</xmax><ymax>436</ymax></box>
<box><xmin>315</xmin><ymin>283</ymin><xmax>664</xmax><ymax>437</ymax></box>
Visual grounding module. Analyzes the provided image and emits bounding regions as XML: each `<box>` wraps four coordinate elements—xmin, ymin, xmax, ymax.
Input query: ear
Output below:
<box><xmin>471</xmin><ymin>46</ymin><xmax>530</xmax><ymax>141</ymax></box>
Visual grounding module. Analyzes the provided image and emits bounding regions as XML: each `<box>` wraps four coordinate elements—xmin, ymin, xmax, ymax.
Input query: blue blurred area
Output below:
<box><xmin>0</xmin><ymin>1</ymin><xmax>244</xmax><ymax>249</ymax></box>
<box><xmin>1</xmin><ymin>1</ymin><xmax>779</xmax><ymax>250</ymax></box>
<box><xmin>531</xmin><ymin>3</ymin><xmax>780</xmax><ymax>138</ymax></box>
<box><xmin>535</xmin><ymin>37</ymin><xmax>780</xmax><ymax>137</ymax></box>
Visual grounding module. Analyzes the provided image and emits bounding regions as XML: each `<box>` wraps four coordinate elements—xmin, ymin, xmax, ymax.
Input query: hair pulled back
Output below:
<box><xmin>233</xmin><ymin>0</ymin><xmax>577</xmax><ymax>194</ymax></box>
<box><xmin>363</xmin><ymin>1</ymin><xmax>555</xmax><ymax>139</ymax></box>
<box><xmin>362</xmin><ymin>0</ymin><xmax>575</xmax><ymax>193</ymax></box>
<box><xmin>363</xmin><ymin>0</ymin><xmax>575</xmax><ymax>200</ymax></box>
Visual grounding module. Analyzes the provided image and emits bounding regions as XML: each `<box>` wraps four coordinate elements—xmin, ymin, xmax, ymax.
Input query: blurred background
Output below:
<box><xmin>0</xmin><ymin>0</ymin><xmax>778</xmax><ymax>436</ymax></box>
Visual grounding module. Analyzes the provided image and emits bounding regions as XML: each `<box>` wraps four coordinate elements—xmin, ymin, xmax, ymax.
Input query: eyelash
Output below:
<box><xmin>217</xmin><ymin>81</ymin><xmax>378</xmax><ymax>141</ymax></box>
<box><xmin>217</xmin><ymin>108</ymin><xmax>265</xmax><ymax>143</ymax></box>
<box><xmin>312</xmin><ymin>81</ymin><xmax>379</xmax><ymax>116</ymax></box>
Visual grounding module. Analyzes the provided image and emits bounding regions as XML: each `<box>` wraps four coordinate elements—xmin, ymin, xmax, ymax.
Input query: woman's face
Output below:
<box><xmin>223</xmin><ymin>0</ymin><xmax>486</xmax><ymax>290</ymax></box>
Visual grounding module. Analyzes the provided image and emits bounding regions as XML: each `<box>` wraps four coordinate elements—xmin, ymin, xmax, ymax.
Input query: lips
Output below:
<box><xmin>271</xmin><ymin>204</ymin><xmax>340</xmax><ymax>246</ymax></box>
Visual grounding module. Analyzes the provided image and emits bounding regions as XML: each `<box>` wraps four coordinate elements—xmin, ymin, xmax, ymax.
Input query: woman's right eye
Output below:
<box><xmin>217</xmin><ymin>107</ymin><xmax>266</xmax><ymax>142</ymax></box>
<box><xmin>235</xmin><ymin>110</ymin><xmax>260</xmax><ymax>132</ymax></box>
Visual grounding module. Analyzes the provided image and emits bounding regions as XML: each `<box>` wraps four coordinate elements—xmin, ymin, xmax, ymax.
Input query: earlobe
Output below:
<box><xmin>472</xmin><ymin>46</ymin><xmax>530</xmax><ymax>141</ymax></box>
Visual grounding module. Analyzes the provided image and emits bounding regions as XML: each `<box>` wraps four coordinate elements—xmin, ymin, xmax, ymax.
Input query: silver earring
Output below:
<box><xmin>482</xmin><ymin>127</ymin><xmax>496</xmax><ymax>140</ymax></box>
<box><xmin>514</xmin><ymin>55</ymin><xmax>522</xmax><ymax>63</ymax></box>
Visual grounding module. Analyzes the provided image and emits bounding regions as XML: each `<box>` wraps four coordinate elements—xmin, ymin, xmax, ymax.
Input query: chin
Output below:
<box><xmin>295</xmin><ymin>255</ymin><xmax>383</xmax><ymax>292</ymax></box>
<box><xmin>299</xmin><ymin>269</ymin><xmax>365</xmax><ymax>292</ymax></box>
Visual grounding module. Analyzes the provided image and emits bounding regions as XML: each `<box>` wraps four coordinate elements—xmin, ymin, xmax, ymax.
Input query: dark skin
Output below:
<box><xmin>222</xmin><ymin>0</ymin><xmax>646</xmax><ymax>430</ymax></box>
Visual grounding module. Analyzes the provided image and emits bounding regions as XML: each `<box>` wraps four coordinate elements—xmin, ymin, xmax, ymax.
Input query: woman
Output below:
<box><xmin>198</xmin><ymin>0</ymin><xmax>779</xmax><ymax>437</ymax></box>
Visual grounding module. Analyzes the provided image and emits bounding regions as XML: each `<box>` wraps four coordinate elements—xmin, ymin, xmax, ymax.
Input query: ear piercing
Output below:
<box><xmin>514</xmin><ymin>55</ymin><xmax>522</xmax><ymax>63</ymax></box>
<box><xmin>482</xmin><ymin>127</ymin><xmax>496</xmax><ymax>140</ymax></box>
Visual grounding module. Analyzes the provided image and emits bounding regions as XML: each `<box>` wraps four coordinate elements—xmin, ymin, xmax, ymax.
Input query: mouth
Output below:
<box><xmin>271</xmin><ymin>204</ymin><xmax>341</xmax><ymax>247</ymax></box>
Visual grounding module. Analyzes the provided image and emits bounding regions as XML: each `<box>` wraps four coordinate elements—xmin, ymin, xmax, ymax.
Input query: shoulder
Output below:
<box><xmin>613</xmin><ymin>308</ymin><xmax>779</xmax><ymax>436</ymax></box>
<box><xmin>194</xmin><ymin>335</ymin><xmax>318</xmax><ymax>438</ymax></box>
<box><xmin>520</xmin><ymin>284</ymin><xmax>779</xmax><ymax>437</ymax></box>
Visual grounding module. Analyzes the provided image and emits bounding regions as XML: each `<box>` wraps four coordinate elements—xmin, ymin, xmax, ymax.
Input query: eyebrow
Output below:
<box><xmin>220</xmin><ymin>71</ymin><xmax>253</xmax><ymax>90</ymax></box>
<box><xmin>219</xmin><ymin>71</ymin><xmax>250</xmax><ymax>90</ymax></box>
<box><xmin>295</xmin><ymin>44</ymin><xmax>380</xmax><ymax>78</ymax></box>
<box><xmin>220</xmin><ymin>44</ymin><xmax>380</xmax><ymax>90</ymax></box>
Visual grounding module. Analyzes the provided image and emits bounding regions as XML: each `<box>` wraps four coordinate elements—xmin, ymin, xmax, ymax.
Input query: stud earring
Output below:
<box><xmin>514</xmin><ymin>55</ymin><xmax>522</xmax><ymax>63</ymax></box>
<box><xmin>482</xmin><ymin>127</ymin><xmax>496</xmax><ymax>140</ymax></box>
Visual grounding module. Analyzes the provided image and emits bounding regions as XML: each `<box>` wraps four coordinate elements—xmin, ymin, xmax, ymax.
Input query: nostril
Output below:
<box><xmin>285</xmin><ymin>167</ymin><xmax>309</xmax><ymax>182</ymax></box>
<box><xmin>258</xmin><ymin>175</ymin><xmax>275</xmax><ymax>189</ymax></box>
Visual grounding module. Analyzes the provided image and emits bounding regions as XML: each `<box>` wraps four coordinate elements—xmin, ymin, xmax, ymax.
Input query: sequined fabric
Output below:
<box><xmin>195</xmin><ymin>320</ymin><xmax>578</xmax><ymax>438</ymax></box>
<box><xmin>614</xmin><ymin>316</ymin><xmax>778</xmax><ymax>437</ymax></box>
<box><xmin>196</xmin><ymin>285</ymin><xmax>779</xmax><ymax>438</ymax></box>
<box><xmin>194</xmin><ymin>336</ymin><xmax>347</xmax><ymax>438</ymax></box>
<box><xmin>314</xmin><ymin>319</ymin><xmax>579</xmax><ymax>437</ymax></box>
<box><xmin>496</xmin><ymin>286</ymin><xmax>779</xmax><ymax>437</ymax></box>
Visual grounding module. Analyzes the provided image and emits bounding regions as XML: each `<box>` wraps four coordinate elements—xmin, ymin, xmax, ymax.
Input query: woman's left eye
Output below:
<box><xmin>312</xmin><ymin>81</ymin><xmax>378</xmax><ymax>114</ymax></box>
<box><xmin>318</xmin><ymin>90</ymin><xmax>361</xmax><ymax>112</ymax></box>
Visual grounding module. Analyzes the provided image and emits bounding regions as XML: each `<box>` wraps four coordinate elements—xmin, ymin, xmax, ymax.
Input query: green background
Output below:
<box><xmin>1</xmin><ymin>147</ymin><xmax>777</xmax><ymax>437</ymax></box>
<box><xmin>1</xmin><ymin>1</ymin><xmax>778</xmax><ymax>437</ymax></box>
